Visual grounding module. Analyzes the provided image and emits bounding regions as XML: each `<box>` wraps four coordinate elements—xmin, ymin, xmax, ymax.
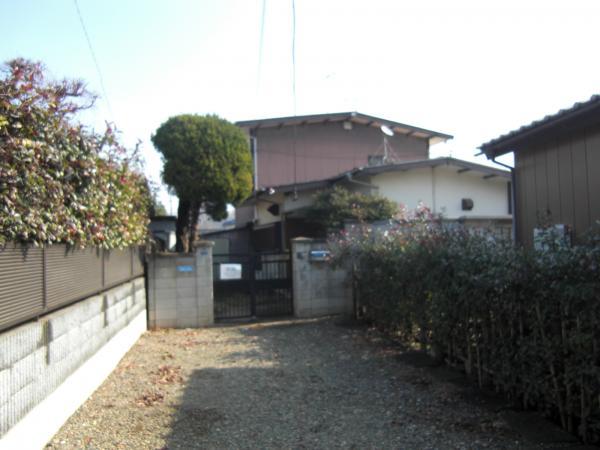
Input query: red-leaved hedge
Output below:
<box><xmin>0</xmin><ymin>59</ymin><xmax>149</xmax><ymax>248</ymax></box>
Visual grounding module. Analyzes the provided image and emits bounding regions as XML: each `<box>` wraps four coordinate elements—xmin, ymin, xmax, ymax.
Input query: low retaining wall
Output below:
<box><xmin>292</xmin><ymin>238</ymin><xmax>353</xmax><ymax>318</ymax></box>
<box><xmin>147</xmin><ymin>243</ymin><xmax>214</xmax><ymax>329</ymax></box>
<box><xmin>0</xmin><ymin>277</ymin><xmax>145</xmax><ymax>441</ymax></box>
<box><xmin>0</xmin><ymin>244</ymin><xmax>144</xmax><ymax>333</ymax></box>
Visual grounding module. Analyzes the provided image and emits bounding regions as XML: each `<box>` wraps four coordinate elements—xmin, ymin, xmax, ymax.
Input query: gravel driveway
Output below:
<box><xmin>46</xmin><ymin>317</ymin><xmax>578</xmax><ymax>449</ymax></box>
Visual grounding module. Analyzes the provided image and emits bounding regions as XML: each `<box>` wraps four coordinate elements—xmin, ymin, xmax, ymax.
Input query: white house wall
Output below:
<box><xmin>238</xmin><ymin>163</ymin><xmax>510</xmax><ymax>228</ymax></box>
<box><xmin>264</xmin><ymin>190</ymin><xmax>317</xmax><ymax>223</ymax></box>
<box><xmin>371</xmin><ymin>168</ymin><xmax>435</xmax><ymax>212</ymax></box>
<box><xmin>433</xmin><ymin>166</ymin><xmax>509</xmax><ymax>219</ymax></box>
<box><xmin>236</xmin><ymin>189</ymin><xmax>317</xmax><ymax>228</ymax></box>
<box><xmin>256</xmin><ymin>193</ymin><xmax>285</xmax><ymax>226</ymax></box>
<box><xmin>371</xmin><ymin>166</ymin><xmax>509</xmax><ymax>219</ymax></box>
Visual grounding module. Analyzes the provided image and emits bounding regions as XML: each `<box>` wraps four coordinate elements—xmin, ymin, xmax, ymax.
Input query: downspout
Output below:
<box><xmin>431</xmin><ymin>166</ymin><xmax>436</xmax><ymax>215</ymax></box>
<box><xmin>251</xmin><ymin>134</ymin><xmax>258</xmax><ymax>190</ymax></box>
<box><xmin>250</xmin><ymin>133</ymin><xmax>259</xmax><ymax>225</ymax></box>
<box><xmin>488</xmin><ymin>156</ymin><xmax>517</xmax><ymax>242</ymax></box>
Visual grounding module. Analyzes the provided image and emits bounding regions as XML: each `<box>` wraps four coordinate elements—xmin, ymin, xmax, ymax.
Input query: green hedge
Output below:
<box><xmin>0</xmin><ymin>59</ymin><xmax>149</xmax><ymax>248</ymax></box>
<box><xmin>329</xmin><ymin>216</ymin><xmax>600</xmax><ymax>442</ymax></box>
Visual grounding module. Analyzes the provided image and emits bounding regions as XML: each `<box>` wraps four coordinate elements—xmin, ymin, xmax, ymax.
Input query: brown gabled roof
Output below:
<box><xmin>236</xmin><ymin>112</ymin><xmax>453</xmax><ymax>146</ymax></box>
<box><xmin>480</xmin><ymin>95</ymin><xmax>600</xmax><ymax>158</ymax></box>
<box><xmin>252</xmin><ymin>157</ymin><xmax>509</xmax><ymax>200</ymax></box>
<box><xmin>353</xmin><ymin>157</ymin><xmax>510</xmax><ymax>179</ymax></box>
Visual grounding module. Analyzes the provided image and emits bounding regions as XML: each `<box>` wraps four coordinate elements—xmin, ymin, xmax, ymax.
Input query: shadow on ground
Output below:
<box><xmin>164</xmin><ymin>317</ymin><xmax>596</xmax><ymax>449</ymax></box>
<box><xmin>356</xmin><ymin>323</ymin><xmax>597</xmax><ymax>450</ymax></box>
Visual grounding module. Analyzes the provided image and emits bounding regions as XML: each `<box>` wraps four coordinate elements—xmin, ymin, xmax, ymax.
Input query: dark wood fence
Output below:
<box><xmin>0</xmin><ymin>244</ymin><xmax>144</xmax><ymax>332</ymax></box>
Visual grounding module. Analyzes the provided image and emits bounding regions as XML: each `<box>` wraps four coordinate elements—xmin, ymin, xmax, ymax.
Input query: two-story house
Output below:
<box><xmin>236</xmin><ymin>111</ymin><xmax>453</xmax><ymax>189</ymax></box>
<box><xmin>203</xmin><ymin>112</ymin><xmax>455</xmax><ymax>252</ymax></box>
<box><xmin>205</xmin><ymin>112</ymin><xmax>514</xmax><ymax>253</ymax></box>
<box><xmin>203</xmin><ymin>112</ymin><xmax>509</xmax><ymax>253</ymax></box>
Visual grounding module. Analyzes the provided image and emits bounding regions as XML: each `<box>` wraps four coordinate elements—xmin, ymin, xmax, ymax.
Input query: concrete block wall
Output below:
<box><xmin>147</xmin><ymin>242</ymin><xmax>214</xmax><ymax>329</ymax></box>
<box><xmin>292</xmin><ymin>238</ymin><xmax>353</xmax><ymax>318</ymax></box>
<box><xmin>0</xmin><ymin>277</ymin><xmax>145</xmax><ymax>437</ymax></box>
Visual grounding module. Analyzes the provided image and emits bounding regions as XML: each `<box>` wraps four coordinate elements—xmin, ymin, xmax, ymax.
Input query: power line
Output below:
<box><xmin>73</xmin><ymin>0</ymin><xmax>114</xmax><ymax>122</ymax></box>
<box><xmin>256</xmin><ymin>0</ymin><xmax>267</xmax><ymax>96</ymax></box>
<box><xmin>291</xmin><ymin>0</ymin><xmax>297</xmax><ymax>116</ymax></box>
<box><xmin>291</xmin><ymin>0</ymin><xmax>298</xmax><ymax>195</ymax></box>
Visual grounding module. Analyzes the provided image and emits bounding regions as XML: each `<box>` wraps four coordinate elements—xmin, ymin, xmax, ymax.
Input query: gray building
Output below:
<box><xmin>148</xmin><ymin>216</ymin><xmax>177</xmax><ymax>251</ymax></box>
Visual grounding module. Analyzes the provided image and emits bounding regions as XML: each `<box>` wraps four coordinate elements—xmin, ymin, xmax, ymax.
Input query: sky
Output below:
<box><xmin>2</xmin><ymin>0</ymin><xmax>600</xmax><ymax>214</ymax></box>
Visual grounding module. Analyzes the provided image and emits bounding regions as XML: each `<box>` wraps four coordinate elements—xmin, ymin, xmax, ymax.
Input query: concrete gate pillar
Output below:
<box><xmin>147</xmin><ymin>242</ymin><xmax>214</xmax><ymax>329</ymax></box>
<box><xmin>291</xmin><ymin>238</ymin><xmax>353</xmax><ymax>318</ymax></box>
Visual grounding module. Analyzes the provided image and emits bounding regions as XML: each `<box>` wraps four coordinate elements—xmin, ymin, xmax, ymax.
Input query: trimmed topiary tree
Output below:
<box><xmin>151</xmin><ymin>114</ymin><xmax>253</xmax><ymax>252</ymax></box>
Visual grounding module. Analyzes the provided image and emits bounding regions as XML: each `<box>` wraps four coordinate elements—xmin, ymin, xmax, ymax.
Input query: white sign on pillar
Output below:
<box><xmin>220</xmin><ymin>263</ymin><xmax>242</xmax><ymax>280</ymax></box>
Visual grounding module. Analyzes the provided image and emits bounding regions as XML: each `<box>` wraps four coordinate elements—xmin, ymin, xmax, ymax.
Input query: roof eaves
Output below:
<box><xmin>235</xmin><ymin>112</ymin><xmax>355</xmax><ymax>129</ymax></box>
<box><xmin>247</xmin><ymin>157</ymin><xmax>508</xmax><ymax>203</ymax></box>
<box><xmin>236</xmin><ymin>111</ymin><xmax>453</xmax><ymax>143</ymax></box>
<box><xmin>255</xmin><ymin>176</ymin><xmax>342</xmax><ymax>198</ymax></box>
<box><xmin>353</xmin><ymin>157</ymin><xmax>510</xmax><ymax>179</ymax></box>
<box><xmin>350</xmin><ymin>112</ymin><xmax>454</xmax><ymax>142</ymax></box>
<box><xmin>479</xmin><ymin>94</ymin><xmax>600</xmax><ymax>158</ymax></box>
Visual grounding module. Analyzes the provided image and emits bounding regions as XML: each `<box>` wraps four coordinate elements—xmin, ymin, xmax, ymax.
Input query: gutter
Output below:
<box><xmin>340</xmin><ymin>172</ymin><xmax>378</xmax><ymax>190</ymax></box>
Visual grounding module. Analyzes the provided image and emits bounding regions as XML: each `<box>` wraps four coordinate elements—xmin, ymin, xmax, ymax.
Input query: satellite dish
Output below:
<box><xmin>380</xmin><ymin>125</ymin><xmax>394</xmax><ymax>136</ymax></box>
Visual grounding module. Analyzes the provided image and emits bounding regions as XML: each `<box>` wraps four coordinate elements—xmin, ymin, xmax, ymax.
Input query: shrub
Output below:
<box><xmin>0</xmin><ymin>59</ymin><xmax>149</xmax><ymax>248</ymax></box>
<box><xmin>305</xmin><ymin>185</ymin><xmax>398</xmax><ymax>231</ymax></box>
<box><xmin>329</xmin><ymin>217</ymin><xmax>600</xmax><ymax>443</ymax></box>
<box><xmin>151</xmin><ymin>114</ymin><xmax>253</xmax><ymax>252</ymax></box>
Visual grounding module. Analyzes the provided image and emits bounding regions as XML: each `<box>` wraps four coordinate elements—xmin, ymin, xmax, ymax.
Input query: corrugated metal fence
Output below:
<box><xmin>0</xmin><ymin>244</ymin><xmax>144</xmax><ymax>332</ymax></box>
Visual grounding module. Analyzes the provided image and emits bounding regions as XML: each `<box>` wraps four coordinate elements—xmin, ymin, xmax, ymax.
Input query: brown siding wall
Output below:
<box><xmin>45</xmin><ymin>246</ymin><xmax>103</xmax><ymax>310</ymax></box>
<box><xmin>104</xmin><ymin>248</ymin><xmax>134</xmax><ymax>286</ymax></box>
<box><xmin>0</xmin><ymin>244</ymin><xmax>144</xmax><ymax>332</ymax></box>
<box><xmin>515</xmin><ymin>125</ymin><xmax>600</xmax><ymax>246</ymax></box>
<box><xmin>0</xmin><ymin>247</ymin><xmax>44</xmax><ymax>330</ymax></box>
<box><xmin>255</xmin><ymin>121</ymin><xmax>428</xmax><ymax>188</ymax></box>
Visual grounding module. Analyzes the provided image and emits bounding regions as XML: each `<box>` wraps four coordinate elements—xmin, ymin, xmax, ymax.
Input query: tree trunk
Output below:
<box><xmin>176</xmin><ymin>199</ymin><xmax>190</xmax><ymax>252</ymax></box>
<box><xmin>188</xmin><ymin>200</ymin><xmax>201</xmax><ymax>252</ymax></box>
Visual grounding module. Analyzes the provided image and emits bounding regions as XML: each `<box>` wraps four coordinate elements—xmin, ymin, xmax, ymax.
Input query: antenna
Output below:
<box><xmin>380</xmin><ymin>125</ymin><xmax>394</xmax><ymax>163</ymax></box>
<box><xmin>380</xmin><ymin>125</ymin><xmax>394</xmax><ymax>136</ymax></box>
<box><xmin>368</xmin><ymin>124</ymin><xmax>401</xmax><ymax>167</ymax></box>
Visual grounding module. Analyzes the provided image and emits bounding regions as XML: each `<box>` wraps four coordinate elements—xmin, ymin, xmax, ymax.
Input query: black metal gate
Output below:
<box><xmin>213</xmin><ymin>252</ymin><xmax>293</xmax><ymax>320</ymax></box>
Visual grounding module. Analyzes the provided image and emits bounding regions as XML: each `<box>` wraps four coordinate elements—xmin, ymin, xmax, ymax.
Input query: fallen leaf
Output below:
<box><xmin>136</xmin><ymin>391</ymin><xmax>164</xmax><ymax>407</ymax></box>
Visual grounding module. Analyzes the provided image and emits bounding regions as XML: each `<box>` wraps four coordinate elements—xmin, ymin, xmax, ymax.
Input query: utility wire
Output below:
<box><xmin>73</xmin><ymin>0</ymin><xmax>115</xmax><ymax>122</ymax></box>
<box><xmin>256</xmin><ymin>0</ymin><xmax>267</xmax><ymax>96</ymax></box>
<box><xmin>291</xmin><ymin>0</ymin><xmax>298</xmax><ymax>197</ymax></box>
<box><xmin>291</xmin><ymin>0</ymin><xmax>297</xmax><ymax>116</ymax></box>
<box><xmin>253</xmin><ymin>0</ymin><xmax>267</xmax><ymax>193</ymax></box>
